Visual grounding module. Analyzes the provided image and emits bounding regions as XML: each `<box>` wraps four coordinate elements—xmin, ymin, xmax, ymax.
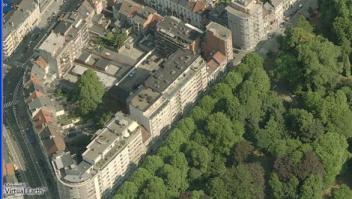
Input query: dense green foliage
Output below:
<box><xmin>99</xmin><ymin>29</ymin><xmax>128</xmax><ymax>50</ymax></box>
<box><xmin>115</xmin><ymin>2</ymin><xmax>352</xmax><ymax>198</ymax></box>
<box><xmin>77</xmin><ymin>69</ymin><xmax>105</xmax><ymax>116</ymax></box>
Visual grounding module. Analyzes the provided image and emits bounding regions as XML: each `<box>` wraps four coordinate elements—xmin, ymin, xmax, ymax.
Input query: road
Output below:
<box><xmin>3</xmin><ymin>0</ymin><xmax>83</xmax><ymax>198</ymax></box>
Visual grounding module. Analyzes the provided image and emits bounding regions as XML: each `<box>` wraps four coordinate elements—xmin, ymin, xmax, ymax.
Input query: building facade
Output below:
<box><xmin>54</xmin><ymin>112</ymin><xmax>148</xmax><ymax>199</ymax></box>
<box><xmin>144</xmin><ymin>0</ymin><xmax>207</xmax><ymax>28</ymax></box>
<box><xmin>226</xmin><ymin>0</ymin><xmax>265</xmax><ymax>51</ymax></box>
<box><xmin>3</xmin><ymin>1</ymin><xmax>40</xmax><ymax>58</ymax></box>
<box><xmin>155</xmin><ymin>16</ymin><xmax>203</xmax><ymax>56</ymax></box>
<box><xmin>129</xmin><ymin>50</ymin><xmax>208</xmax><ymax>137</ymax></box>
<box><xmin>203</xmin><ymin>22</ymin><xmax>233</xmax><ymax>62</ymax></box>
<box><xmin>38</xmin><ymin>4</ymin><xmax>93</xmax><ymax>78</ymax></box>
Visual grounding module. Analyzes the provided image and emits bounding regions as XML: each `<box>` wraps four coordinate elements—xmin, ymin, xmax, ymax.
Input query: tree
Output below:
<box><xmin>184</xmin><ymin>141</ymin><xmax>210</xmax><ymax>172</ymax></box>
<box><xmin>224</xmin><ymin>70</ymin><xmax>243</xmax><ymax>89</ymax></box>
<box><xmin>247</xmin><ymin>67</ymin><xmax>271</xmax><ymax>94</ymax></box>
<box><xmin>95</xmin><ymin>111</ymin><xmax>113</xmax><ymax>129</ymax></box>
<box><xmin>255</xmin><ymin>117</ymin><xmax>289</xmax><ymax>156</ymax></box>
<box><xmin>274</xmin><ymin>156</ymin><xmax>296</xmax><ymax>181</ymax></box>
<box><xmin>225</xmin><ymin>164</ymin><xmax>265</xmax><ymax>199</ymax></box>
<box><xmin>331</xmin><ymin>185</ymin><xmax>352</xmax><ymax>199</ymax></box>
<box><xmin>296</xmin><ymin>15</ymin><xmax>314</xmax><ymax>33</ymax></box>
<box><xmin>142</xmin><ymin>155</ymin><xmax>164</xmax><ymax>174</ymax></box>
<box><xmin>237</xmin><ymin>81</ymin><xmax>263</xmax><ymax>127</ymax></box>
<box><xmin>158</xmin><ymin>164</ymin><xmax>185</xmax><ymax>193</ymax></box>
<box><xmin>129</xmin><ymin>168</ymin><xmax>152</xmax><ymax>189</ymax></box>
<box><xmin>179</xmin><ymin>190</ymin><xmax>208</xmax><ymax>199</ymax></box>
<box><xmin>141</xmin><ymin>177</ymin><xmax>167</xmax><ymax>199</ymax></box>
<box><xmin>313</xmin><ymin>132</ymin><xmax>349</xmax><ymax>185</ymax></box>
<box><xmin>206</xmin><ymin>177</ymin><xmax>229</xmax><ymax>199</ymax></box>
<box><xmin>223</xmin><ymin>96</ymin><xmax>246</xmax><ymax>121</ymax></box>
<box><xmin>269</xmin><ymin>173</ymin><xmax>299</xmax><ymax>199</ymax></box>
<box><xmin>296</xmin><ymin>151</ymin><xmax>324</xmax><ymax>181</ymax></box>
<box><xmin>286</xmin><ymin>109</ymin><xmax>325</xmax><ymax>143</ymax></box>
<box><xmin>273</xmin><ymin>53</ymin><xmax>301</xmax><ymax>90</ymax></box>
<box><xmin>233</xmin><ymin>140</ymin><xmax>255</xmax><ymax>164</ymax></box>
<box><xmin>210</xmin><ymin>83</ymin><xmax>233</xmax><ymax>100</ymax></box>
<box><xmin>165</xmin><ymin>128</ymin><xmax>187</xmax><ymax>152</ymax></box>
<box><xmin>115</xmin><ymin>181</ymin><xmax>138</xmax><ymax>199</ymax></box>
<box><xmin>206</xmin><ymin>113</ymin><xmax>244</xmax><ymax>155</ymax></box>
<box><xmin>167</xmin><ymin>152</ymin><xmax>189</xmax><ymax>191</ymax></box>
<box><xmin>190</xmin><ymin>106</ymin><xmax>208</xmax><ymax>123</ymax></box>
<box><xmin>299</xmin><ymin>175</ymin><xmax>323</xmax><ymax>199</ymax></box>
<box><xmin>77</xmin><ymin>69</ymin><xmax>105</xmax><ymax>116</ymax></box>
<box><xmin>198</xmin><ymin>96</ymin><xmax>216</xmax><ymax>115</ymax></box>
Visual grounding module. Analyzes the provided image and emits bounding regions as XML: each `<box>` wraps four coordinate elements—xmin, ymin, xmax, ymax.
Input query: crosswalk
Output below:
<box><xmin>4</xmin><ymin>100</ymin><xmax>18</xmax><ymax>108</ymax></box>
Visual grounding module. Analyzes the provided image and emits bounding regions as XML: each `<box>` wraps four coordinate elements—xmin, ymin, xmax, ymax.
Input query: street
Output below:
<box><xmin>3</xmin><ymin>0</ymin><xmax>83</xmax><ymax>198</ymax></box>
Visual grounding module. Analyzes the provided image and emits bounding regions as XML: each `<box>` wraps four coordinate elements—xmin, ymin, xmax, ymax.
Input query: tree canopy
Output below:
<box><xmin>115</xmin><ymin>4</ymin><xmax>352</xmax><ymax>198</ymax></box>
<box><xmin>77</xmin><ymin>69</ymin><xmax>105</xmax><ymax>116</ymax></box>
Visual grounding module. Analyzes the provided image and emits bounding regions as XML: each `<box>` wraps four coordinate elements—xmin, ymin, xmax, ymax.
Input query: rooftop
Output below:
<box><xmin>4</xmin><ymin>0</ymin><xmax>38</xmax><ymax>38</ymax></box>
<box><xmin>129</xmin><ymin>87</ymin><xmax>161</xmax><ymax>111</ymax></box>
<box><xmin>145</xmin><ymin>49</ymin><xmax>199</xmax><ymax>93</ymax></box>
<box><xmin>206</xmin><ymin>22</ymin><xmax>232</xmax><ymax>40</ymax></box>
<box><xmin>40</xmin><ymin>124</ymin><xmax>66</xmax><ymax>156</ymax></box>
<box><xmin>38</xmin><ymin>32</ymin><xmax>66</xmax><ymax>57</ymax></box>
<box><xmin>77</xmin><ymin>0</ymin><xmax>95</xmax><ymax>19</ymax></box>
<box><xmin>82</xmin><ymin>112</ymin><xmax>140</xmax><ymax>166</ymax></box>
<box><xmin>157</xmin><ymin>16</ymin><xmax>202</xmax><ymax>44</ymax></box>
<box><xmin>119</xmin><ymin>0</ymin><xmax>141</xmax><ymax>17</ymax></box>
<box><xmin>226</xmin><ymin>0</ymin><xmax>262</xmax><ymax>16</ymax></box>
<box><xmin>33</xmin><ymin>108</ymin><xmax>56</xmax><ymax>128</ymax></box>
<box><xmin>28</xmin><ymin>96</ymin><xmax>53</xmax><ymax>112</ymax></box>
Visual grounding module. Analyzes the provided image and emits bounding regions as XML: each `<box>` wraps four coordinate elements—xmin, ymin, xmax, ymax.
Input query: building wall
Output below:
<box><xmin>3</xmin><ymin>4</ymin><xmax>40</xmax><ymax>58</ymax></box>
<box><xmin>129</xmin><ymin>56</ymin><xmax>208</xmax><ymax>137</ymax></box>
<box><xmin>56</xmin><ymin>22</ymin><xmax>89</xmax><ymax>78</ymax></box>
<box><xmin>57</xmin><ymin>176</ymin><xmax>100</xmax><ymax>199</ymax></box>
<box><xmin>56</xmin><ymin>128</ymin><xmax>146</xmax><ymax>199</ymax></box>
<box><xmin>226</xmin><ymin>2</ymin><xmax>265</xmax><ymax>51</ymax></box>
<box><xmin>204</xmin><ymin>23</ymin><xmax>233</xmax><ymax>61</ymax></box>
<box><xmin>144</xmin><ymin>0</ymin><xmax>203</xmax><ymax>28</ymax></box>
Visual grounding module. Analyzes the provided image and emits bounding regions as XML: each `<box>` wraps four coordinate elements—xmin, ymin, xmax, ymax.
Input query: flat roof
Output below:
<box><xmin>129</xmin><ymin>87</ymin><xmax>161</xmax><ymax>111</ymax></box>
<box><xmin>38</xmin><ymin>32</ymin><xmax>66</xmax><ymax>57</ymax></box>
<box><xmin>144</xmin><ymin>49</ymin><xmax>198</xmax><ymax>93</ymax></box>
<box><xmin>206</xmin><ymin>22</ymin><xmax>232</xmax><ymax>40</ymax></box>
<box><xmin>157</xmin><ymin>16</ymin><xmax>202</xmax><ymax>43</ymax></box>
<box><xmin>82</xmin><ymin>112</ymin><xmax>139</xmax><ymax>167</ymax></box>
<box><xmin>4</xmin><ymin>0</ymin><xmax>38</xmax><ymax>38</ymax></box>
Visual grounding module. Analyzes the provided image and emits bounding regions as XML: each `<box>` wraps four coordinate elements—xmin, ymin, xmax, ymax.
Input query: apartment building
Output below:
<box><xmin>144</xmin><ymin>0</ymin><xmax>207</xmax><ymax>28</ymax></box>
<box><xmin>129</xmin><ymin>49</ymin><xmax>208</xmax><ymax>137</ymax></box>
<box><xmin>202</xmin><ymin>22</ymin><xmax>233</xmax><ymax>81</ymax></box>
<box><xmin>203</xmin><ymin>22</ymin><xmax>233</xmax><ymax>62</ymax></box>
<box><xmin>155</xmin><ymin>16</ymin><xmax>203</xmax><ymax>56</ymax></box>
<box><xmin>3</xmin><ymin>1</ymin><xmax>40</xmax><ymax>58</ymax></box>
<box><xmin>38</xmin><ymin>3</ymin><xmax>93</xmax><ymax>78</ymax></box>
<box><xmin>54</xmin><ymin>112</ymin><xmax>149</xmax><ymax>199</ymax></box>
<box><xmin>88</xmin><ymin>0</ymin><xmax>107</xmax><ymax>14</ymax></box>
<box><xmin>262</xmin><ymin>0</ymin><xmax>285</xmax><ymax>34</ymax></box>
<box><xmin>226</xmin><ymin>0</ymin><xmax>265</xmax><ymax>51</ymax></box>
<box><xmin>115</xmin><ymin>0</ymin><xmax>161</xmax><ymax>34</ymax></box>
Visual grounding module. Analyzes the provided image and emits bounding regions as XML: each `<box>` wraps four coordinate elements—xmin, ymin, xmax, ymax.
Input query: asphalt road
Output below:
<box><xmin>3</xmin><ymin>0</ymin><xmax>83</xmax><ymax>198</ymax></box>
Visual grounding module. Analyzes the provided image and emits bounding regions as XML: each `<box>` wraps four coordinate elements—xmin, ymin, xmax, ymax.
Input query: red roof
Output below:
<box><xmin>33</xmin><ymin>108</ymin><xmax>55</xmax><ymax>130</ymax></box>
<box><xmin>30</xmin><ymin>74</ymin><xmax>42</xmax><ymax>85</ymax></box>
<box><xmin>3</xmin><ymin>163</ymin><xmax>14</xmax><ymax>177</ymax></box>
<box><xmin>189</xmin><ymin>0</ymin><xmax>206</xmax><ymax>13</ymax></box>
<box><xmin>41</xmin><ymin>125</ymin><xmax>66</xmax><ymax>156</ymax></box>
<box><xmin>207</xmin><ymin>59</ymin><xmax>219</xmax><ymax>72</ymax></box>
<box><xmin>27</xmin><ymin>91</ymin><xmax>44</xmax><ymax>102</ymax></box>
<box><xmin>212</xmin><ymin>51</ymin><xmax>226</xmax><ymax>65</ymax></box>
<box><xmin>34</xmin><ymin>56</ymin><xmax>48</xmax><ymax>69</ymax></box>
